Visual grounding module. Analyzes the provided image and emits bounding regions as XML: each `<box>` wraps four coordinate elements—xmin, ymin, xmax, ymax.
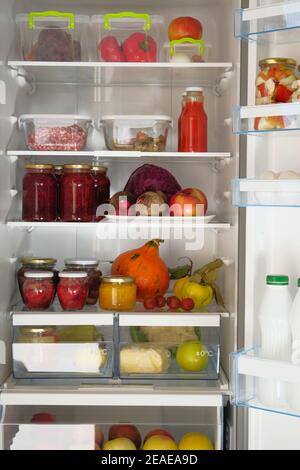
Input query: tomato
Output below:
<box><xmin>168</xmin><ymin>17</ymin><xmax>203</xmax><ymax>41</ymax></box>
<box><xmin>274</xmin><ymin>84</ymin><xmax>293</xmax><ymax>103</ymax></box>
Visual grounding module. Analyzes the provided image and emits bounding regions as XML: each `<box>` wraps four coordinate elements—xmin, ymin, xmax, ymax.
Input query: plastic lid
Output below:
<box><xmin>185</xmin><ymin>87</ymin><xmax>204</xmax><ymax>93</ymax></box>
<box><xmin>59</xmin><ymin>272</ymin><xmax>88</xmax><ymax>278</ymax></box>
<box><xmin>266</xmin><ymin>275</ymin><xmax>289</xmax><ymax>286</ymax></box>
<box><xmin>19</xmin><ymin>115</ymin><xmax>92</xmax><ymax>126</ymax></box>
<box><xmin>24</xmin><ymin>271</ymin><xmax>54</xmax><ymax>279</ymax></box>
<box><xmin>91</xmin><ymin>14</ymin><xmax>164</xmax><ymax>25</ymax></box>
<box><xmin>102</xmin><ymin>275</ymin><xmax>135</xmax><ymax>284</ymax></box>
<box><xmin>16</xmin><ymin>13</ymin><xmax>89</xmax><ymax>24</ymax></box>
<box><xmin>64</xmin><ymin>259</ymin><xmax>99</xmax><ymax>267</ymax></box>
<box><xmin>20</xmin><ymin>257</ymin><xmax>57</xmax><ymax>265</ymax></box>
<box><xmin>101</xmin><ymin>115</ymin><xmax>172</xmax><ymax>122</ymax></box>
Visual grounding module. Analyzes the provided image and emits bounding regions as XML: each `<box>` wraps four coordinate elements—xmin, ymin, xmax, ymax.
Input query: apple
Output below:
<box><xmin>143</xmin><ymin>429</ymin><xmax>175</xmax><ymax>444</ymax></box>
<box><xmin>103</xmin><ymin>438</ymin><xmax>136</xmax><ymax>451</ymax></box>
<box><xmin>95</xmin><ymin>425</ymin><xmax>104</xmax><ymax>448</ymax></box>
<box><xmin>108</xmin><ymin>424</ymin><xmax>141</xmax><ymax>449</ymax></box>
<box><xmin>143</xmin><ymin>435</ymin><xmax>178</xmax><ymax>451</ymax></box>
<box><xmin>30</xmin><ymin>413</ymin><xmax>56</xmax><ymax>423</ymax></box>
<box><xmin>182</xmin><ymin>188</ymin><xmax>208</xmax><ymax>215</ymax></box>
<box><xmin>169</xmin><ymin>188</ymin><xmax>208</xmax><ymax>217</ymax></box>
<box><xmin>168</xmin><ymin>17</ymin><xmax>203</xmax><ymax>41</ymax></box>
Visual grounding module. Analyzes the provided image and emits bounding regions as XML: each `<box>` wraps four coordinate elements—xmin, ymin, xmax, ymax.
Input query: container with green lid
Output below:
<box><xmin>266</xmin><ymin>275</ymin><xmax>289</xmax><ymax>286</ymax></box>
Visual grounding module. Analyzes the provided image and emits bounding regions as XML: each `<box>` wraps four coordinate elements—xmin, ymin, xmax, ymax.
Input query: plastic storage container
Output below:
<box><xmin>92</xmin><ymin>12</ymin><xmax>164</xmax><ymax>62</ymax></box>
<box><xmin>164</xmin><ymin>39</ymin><xmax>206</xmax><ymax>63</ymax></box>
<box><xmin>16</xmin><ymin>11</ymin><xmax>89</xmax><ymax>61</ymax></box>
<box><xmin>100</xmin><ymin>115</ymin><xmax>172</xmax><ymax>151</ymax></box>
<box><xmin>22</xmin><ymin>164</ymin><xmax>57</xmax><ymax>222</ymax></box>
<box><xmin>19</xmin><ymin>115</ymin><xmax>92</xmax><ymax>151</ymax></box>
<box><xmin>12</xmin><ymin>321</ymin><xmax>113</xmax><ymax>379</ymax></box>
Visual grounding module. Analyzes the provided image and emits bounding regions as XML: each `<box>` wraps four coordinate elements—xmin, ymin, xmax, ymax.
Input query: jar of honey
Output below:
<box><xmin>99</xmin><ymin>276</ymin><xmax>136</xmax><ymax>311</ymax></box>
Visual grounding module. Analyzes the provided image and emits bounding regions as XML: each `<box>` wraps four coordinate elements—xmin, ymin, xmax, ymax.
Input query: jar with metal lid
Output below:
<box><xmin>16</xmin><ymin>326</ymin><xmax>58</xmax><ymax>343</ymax></box>
<box><xmin>23</xmin><ymin>271</ymin><xmax>56</xmax><ymax>310</ymax></box>
<box><xmin>54</xmin><ymin>165</ymin><xmax>63</xmax><ymax>220</ymax></box>
<box><xmin>22</xmin><ymin>164</ymin><xmax>57</xmax><ymax>222</ymax></box>
<box><xmin>57</xmin><ymin>272</ymin><xmax>89</xmax><ymax>311</ymax></box>
<box><xmin>17</xmin><ymin>257</ymin><xmax>58</xmax><ymax>301</ymax></box>
<box><xmin>60</xmin><ymin>164</ymin><xmax>94</xmax><ymax>222</ymax></box>
<box><xmin>91</xmin><ymin>166</ymin><xmax>111</xmax><ymax>220</ymax></box>
<box><xmin>256</xmin><ymin>58</ymin><xmax>297</xmax><ymax>105</ymax></box>
<box><xmin>99</xmin><ymin>276</ymin><xmax>136</xmax><ymax>311</ymax></box>
<box><xmin>64</xmin><ymin>259</ymin><xmax>102</xmax><ymax>305</ymax></box>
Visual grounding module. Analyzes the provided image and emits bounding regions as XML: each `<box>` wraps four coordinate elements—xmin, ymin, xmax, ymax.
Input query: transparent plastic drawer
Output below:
<box><xmin>12</xmin><ymin>313</ymin><xmax>114</xmax><ymax>379</ymax></box>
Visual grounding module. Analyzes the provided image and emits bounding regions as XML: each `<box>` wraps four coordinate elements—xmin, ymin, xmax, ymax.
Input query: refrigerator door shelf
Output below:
<box><xmin>231</xmin><ymin>348</ymin><xmax>300</xmax><ymax>420</ymax></box>
<box><xmin>232</xmin><ymin>178</ymin><xmax>300</xmax><ymax>208</ymax></box>
<box><xmin>235</xmin><ymin>2</ymin><xmax>300</xmax><ymax>43</ymax></box>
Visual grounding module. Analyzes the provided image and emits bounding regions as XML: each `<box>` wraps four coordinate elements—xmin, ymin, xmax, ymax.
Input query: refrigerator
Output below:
<box><xmin>0</xmin><ymin>0</ymin><xmax>300</xmax><ymax>451</ymax></box>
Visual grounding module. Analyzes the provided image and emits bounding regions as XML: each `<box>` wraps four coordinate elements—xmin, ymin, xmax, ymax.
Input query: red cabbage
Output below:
<box><xmin>124</xmin><ymin>164</ymin><xmax>182</xmax><ymax>202</ymax></box>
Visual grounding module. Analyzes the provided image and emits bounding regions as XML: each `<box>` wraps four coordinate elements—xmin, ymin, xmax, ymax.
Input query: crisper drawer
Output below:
<box><xmin>118</xmin><ymin>313</ymin><xmax>220</xmax><ymax>381</ymax></box>
<box><xmin>231</xmin><ymin>348</ymin><xmax>300</xmax><ymax>419</ymax></box>
<box><xmin>12</xmin><ymin>313</ymin><xmax>114</xmax><ymax>379</ymax></box>
<box><xmin>1</xmin><ymin>405</ymin><xmax>222</xmax><ymax>450</ymax></box>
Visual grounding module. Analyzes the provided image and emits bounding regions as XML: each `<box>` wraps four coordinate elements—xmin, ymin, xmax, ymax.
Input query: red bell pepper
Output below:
<box><xmin>257</xmin><ymin>83</ymin><xmax>268</xmax><ymax>98</ymax></box>
<box><xmin>123</xmin><ymin>33</ymin><xmax>157</xmax><ymax>62</ymax></box>
<box><xmin>274</xmin><ymin>84</ymin><xmax>293</xmax><ymax>103</ymax></box>
<box><xmin>99</xmin><ymin>36</ymin><xmax>126</xmax><ymax>62</ymax></box>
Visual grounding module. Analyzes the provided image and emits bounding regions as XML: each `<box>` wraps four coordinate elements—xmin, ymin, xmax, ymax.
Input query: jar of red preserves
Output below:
<box><xmin>178</xmin><ymin>87</ymin><xmax>207</xmax><ymax>152</ymax></box>
<box><xmin>91</xmin><ymin>166</ymin><xmax>110</xmax><ymax>206</ymax></box>
<box><xmin>18</xmin><ymin>257</ymin><xmax>58</xmax><ymax>302</ymax></box>
<box><xmin>57</xmin><ymin>272</ymin><xmax>88</xmax><ymax>311</ymax></box>
<box><xmin>23</xmin><ymin>271</ymin><xmax>56</xmax><ymax>310</ymax></box>
<box><xmin>22</xmin><ymin>164</ymin><xmax>57</xmax><ymax>222</ymax></box>
<box><xmin>60</xmin><ymin>164</ymin><xmax>94</xmax><ymax>222</ymax></box>
<box><xmin>54</xmin><ymin>165</ymin><xmax>63</xmax><ymax>221</ymax></box>
<box><xmin>64</xmin><ymin>259</ymin><xmax>102</xmax><ymax>305</ymax></box>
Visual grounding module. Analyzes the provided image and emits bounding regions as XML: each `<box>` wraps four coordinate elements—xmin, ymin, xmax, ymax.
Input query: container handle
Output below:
<box><xmin>170</xmin><ymin>38</ymin><xmax>205</xmax><ymax>57</ymax></box>
<box><xmin>104</xmin><ymin>12</ymin><xmax>151</xmax><ymax>31</ymax></box>
<box><xmin>29</xmin><ymin>11</ymin><xmax>75</xmax><ymax>30</ymax></box>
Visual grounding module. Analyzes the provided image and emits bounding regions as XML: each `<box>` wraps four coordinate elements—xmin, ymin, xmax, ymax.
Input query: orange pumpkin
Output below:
<box><xmin>111</xmin><ymin>240</ymin><xmax>170</xmax><ymax>301</ymax></box>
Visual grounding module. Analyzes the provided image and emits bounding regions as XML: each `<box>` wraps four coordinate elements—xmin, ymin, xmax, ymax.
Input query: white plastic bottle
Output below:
<box><xmin>289</xmin><ymin>279</ymin><xmax>300</xmax><ymax>413</ymax></box>
<box><xmin>258</xmin><ymin>275</ymin><xmax>292</xmax><ymax>409</ymax></box>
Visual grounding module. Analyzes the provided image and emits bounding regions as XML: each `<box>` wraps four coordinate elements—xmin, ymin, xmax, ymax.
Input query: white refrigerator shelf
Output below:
<box><xmin>232</xmin><ymin>178</ymin><xmax>300</xmax><ymax>207</ymax></box>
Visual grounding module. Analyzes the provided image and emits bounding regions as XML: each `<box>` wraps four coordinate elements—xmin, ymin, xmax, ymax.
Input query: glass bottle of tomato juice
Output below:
<box><xmin>178</xmin><ymin>87</ymin><xmax>207</xmax><ymax>152</ymax></box>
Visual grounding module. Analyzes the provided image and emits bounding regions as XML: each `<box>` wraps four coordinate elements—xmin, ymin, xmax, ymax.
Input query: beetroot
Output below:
<box><xmin>124</xmin><ymin>164</ymin><xmax>181</xmax><ymax>202</ymax></box>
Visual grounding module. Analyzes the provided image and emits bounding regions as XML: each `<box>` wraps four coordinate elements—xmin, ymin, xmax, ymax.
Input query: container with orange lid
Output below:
<box><xmin>99</xmin><ymin>276</ymin><xmax>136</xmax><ymax>311</ymax></box>
<box><xmin>22</xmin><ymin>164</ymin><xmax>57</xmax><ymax>222</ymax></box>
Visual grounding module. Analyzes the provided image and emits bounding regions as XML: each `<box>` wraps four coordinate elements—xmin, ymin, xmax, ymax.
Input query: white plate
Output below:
<box><xmin>105</xmin><ymin>215</ymin><xmax>216</xmax><ymax>223</ymax></box>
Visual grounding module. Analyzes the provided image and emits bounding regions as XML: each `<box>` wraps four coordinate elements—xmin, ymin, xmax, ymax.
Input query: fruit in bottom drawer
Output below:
<box><xmin>120</xmin><ymin>345</ymin><xmax>170</xmax><ymax>374</ymax></box>
<box><xmin>108</xmin><ymin>425</ymin><xmax>141</xmax><ymax>449</ymax></box>
<box><xmin>178</xmin><ymin>432</ymin><xmax>214</xmax><ymax>450</ymax></box>
<box><xmin>143</xmin><ymin>435</ymin><xmax>178</xmax><ymax>451</ymax></box>
<box><xmin>176</xmin><ymin>340</ymin><xmax>209</xmax><ymax>372</ymax></box>
<box><xmin>103</xmin><ymin>437</ymin><xmax>137</xmax><ymax>451</ymax></box>
<box><xmin>143</xmin><ymin>429</ymin><xmax>175</xmax><ymax>444</ymax></box>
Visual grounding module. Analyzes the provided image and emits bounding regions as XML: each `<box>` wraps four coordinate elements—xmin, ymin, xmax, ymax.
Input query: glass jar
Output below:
<box><xmin>16</xmin><ymin>326</ymin><xmax>58</xmax><ymax>343</ymax></box>
<box><xmin>178</xmin><ymin>87</ymin><xmax>207</xmax><ymax>152</ymax></box>
<box><xmin>60</xmin><ymin>164</ymin><xmax>94</xmax><ymax>222</ymax></box>
<box><xmin>64</xmin><ymin>259</ymin><xmax>102</xmax><ymax>305</ymax></box>
<box><xmin>22</xmin><ymin>164</ymin><xmax>57</xmax><ymax>222</ymax></box>
<box><xmin>54</xmin><ymin>165</ymin><xmax>63</xmax><ymax>221</ymax></box>
<box><xmin>23</xmin><ymin>271</ymin><xmax>56</xmax><ymax>310</ymax></box>
<box><xmin>91</xmin><ymin>166</ymin><xmax>110</xmax><ymax>207</ymax></box>
<box><xmin>17</xmin><ymin>257</ymin><xmax>58</xmax><ymax>302</ymax></box>
<box><xmin>256</xmin><ymin>58</ymin><xmax>297</xmax><ymax>105</ymax></box>
<box><xmin>99</xmin><ymin>276</ymin><xmax>136</xmax><ymax>311</ymax></box>
<box><xmin>57</xmin><ymin>272</ymin><xmax>89</xmax><ymax>311</ymax></box>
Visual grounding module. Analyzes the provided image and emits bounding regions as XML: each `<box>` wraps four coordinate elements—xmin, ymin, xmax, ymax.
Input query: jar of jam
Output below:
<box><xmin>57</xmin><ymin>272</ymin><xmax>88</xmax><ymax>311</ymax></box>
<box><xmin>17</xmin><ymin>257</ymin><xmax>58</xmax><ymax>301</ymax></box>
<box><xmin>99</xmin><ymin>276</ymin><xmax>136</xmax><ymax>311</ymax></box>
<box><xmin>23</xmin><ymin>164</ymin><xmax>57</xmax><ymax>222</ymax></box>
<box><xmin>60</xmin><ymin>164</ymin><xmax>94</xmax><ymax>222</ymax></box>
<box><xmin>64</xmin><ymin>259</ymin><xmax>102</xmax><ymax>305</ymax></box>
<box><xmin>54</xmin><ymin>165</ymin><xmax>63</xmax><ymax>221</ymax></box>
<box><xmin>256</xmin><ymin>58</ymin><xmax>297</xmax><ymax>105</ymax></box>
<box><xmin>16</xmin><ymin>326</ymin><xmax>58</xmax><ymax>343</ymax></box>
<box><xmin>91</xmin><ymin>166</ymin><xmax>110</xmax><ymax>209</ymax></box>
<box><xmin>23</xmin><ymin>271</ymin><xmax>56</xmax><ymax>310</ymax></box>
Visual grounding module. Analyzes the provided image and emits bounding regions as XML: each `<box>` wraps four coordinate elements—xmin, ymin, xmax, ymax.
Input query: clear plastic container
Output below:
<box><xmin>164</xmin><ymin>39</ymin><xmax>206</xmax><ymax>63</ymax></box>
<box><xmin>19</xmin><ymin>115</ymin><xmax>92</xmax><ymax>152</ymax></box>
<box><xmin>91</xmin><ymin>12</ymin><xmax>164</xmax><ymax>63</ymax></box>
<box><xmin>100</xmin><ymin>115</ymin><xmax>172</xmax><ymax>151</ymax></box>
<box><xmin>16</xmin><ymin>11</ymin><xmax>89</xmax><ymax>61</ymax></box>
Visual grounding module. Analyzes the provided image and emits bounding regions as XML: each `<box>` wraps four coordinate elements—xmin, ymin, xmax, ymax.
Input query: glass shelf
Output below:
<box><xmin>231</xmin><ymin>348</ymin><xmax>300</xmax><ymax>420</ymax></box>
<box><xmin>232</xmin><ymin>103</ymin><xmax>300</xmax><ymax>135</ymax></box>
<box><xmin>232</xmin><ymin>178</ymin><xmax>300</xmax><ymax>207</ymax></box>
<box><xmin>235</xmin><ymin>2</ymin><xmax>300</xmax><ymax>43</ymax></box>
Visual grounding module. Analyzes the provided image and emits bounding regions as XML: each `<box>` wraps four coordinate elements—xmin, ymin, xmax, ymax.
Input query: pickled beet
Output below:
<box><xmin>57</xmin><ymin>275</ymin><xmax>88</xmax><ymax>311</ymax></box>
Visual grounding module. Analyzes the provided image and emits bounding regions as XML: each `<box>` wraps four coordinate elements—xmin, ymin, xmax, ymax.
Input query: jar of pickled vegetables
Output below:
<box><xmin>22</xmin><ymin>164</ymin><xmax>57</xmax><ymax>222</ymax></box>
<box><xmin>17</xmin><ymin>257</ymin><xmax>58</xmax><ymax>301</ymax></box>
<box><xmin>99</xmin><ymin>276</ymin><xmax>136</xmax><ymax>311</ymax></box>
<box><xmin>64</xmin><ymin>259</ymin><xmax>102</xmax><ymax>305</ymax></box>
<box><xmin>23</xmin><ymin>271</ymin><xmax>56</xmax><ymax>310</ymax></box>
<box><xmin>256</xmin><ymin>58</ymin><xmax>297</xmax><ymax>105</ymax></box>
<box><xmin>60</xmin><ymin>164</ymin><xmax>94</xmax><ymax>222</ymax></box>
<box><xmin>57</xmin><ymin>272</ymin><xmax>89</xmax><ymax>311</ymax></box>
<box><xmin>16</xmin><ymin>326</ymin><xmax>58</xmax><ymax>343</ymax></box>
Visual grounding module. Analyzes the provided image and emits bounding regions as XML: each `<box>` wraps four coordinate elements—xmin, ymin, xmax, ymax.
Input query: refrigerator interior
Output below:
<box><xmin>0</xmin><ymin>0</ymin><xmax>241</xmax><ymax>450</ymax></box>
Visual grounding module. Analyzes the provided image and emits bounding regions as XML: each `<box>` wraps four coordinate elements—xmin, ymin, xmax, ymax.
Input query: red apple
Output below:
<box><xmin>182</xmin><ymin>188</ymin><xmax>208</xmax><ymax>215</ymax></box>
<box><xmin>168</xmin><ymin>17</ymin><xmax>203</xmax><ymax>41</ymax></box>
<box><xmin>95</xmin><ymin>425</ymin><xmax>104</xmax><ymax>448</ymax></box>
<box><xmin>30</xmin><ymin>413</ymin><xmax>56</xmax><ymax>423</ymax></box>
<box><xmin>108</xmin><ymin>424</ymin><xmax>141</xmax><ymax>449</ymax></box>
<box><xmin>169</xmin><ymin>191</ymin><xmax>205</xmax><ymax>217</ymax></box>
<box><xmin>144</xmin><ymin>429</ymin><xmax>175</xmax><ymax>444</ymax></box>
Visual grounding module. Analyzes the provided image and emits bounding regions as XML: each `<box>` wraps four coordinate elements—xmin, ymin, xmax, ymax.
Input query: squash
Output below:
<box><xmin>111</xmin><ymin>239</ymin><xmax>169</xmax><ymax>301</ymax></box>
